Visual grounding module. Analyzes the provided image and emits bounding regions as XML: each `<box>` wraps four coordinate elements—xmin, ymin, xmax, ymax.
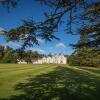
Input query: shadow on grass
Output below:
<box><xmin>1</xmin><ymin>66</ymin><xmax>100</xmax><ymax>100</ymax></box>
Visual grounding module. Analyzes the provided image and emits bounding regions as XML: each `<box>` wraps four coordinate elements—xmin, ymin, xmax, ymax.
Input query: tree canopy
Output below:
<box><xmin>0</xmin><ymin>0</ymin><xmax>18</xmax><ymax>11</ymax></box>
<box><xmin>2</xmin><ymin>0</ymin><xmax>99</xmax><ymax>49</ymax></box>
<box><xmin>0</xmin><ymin>45</ymin><xmax>44</xmax><ymax>63</ymax></box>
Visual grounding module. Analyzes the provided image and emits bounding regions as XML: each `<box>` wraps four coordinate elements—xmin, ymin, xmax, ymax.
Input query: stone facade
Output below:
<box><xmin>32</xmin><ymin>54</ymin><xmax>67</xmax><ymax>64</ymax></box>
<box><xmin>18</xmin><ymin>54</ymin><xmax>67</xmax><ymax>64</ymax></box>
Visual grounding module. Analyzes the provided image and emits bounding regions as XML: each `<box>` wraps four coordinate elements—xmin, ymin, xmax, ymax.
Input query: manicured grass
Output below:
<box><xmin>0</xmin><ymin>64</ymin><xmax>100</xmax><ymax>100</ymax></box>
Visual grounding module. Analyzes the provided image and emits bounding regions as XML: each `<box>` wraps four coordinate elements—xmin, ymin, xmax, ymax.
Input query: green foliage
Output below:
<box><xmin>1</xmin><ymin>49</ymin><xmax>17</xmax><ymax>63</ymax></box>
<box><xmin>0</xmin><ymin>45</ymin><xmax>5</xmax><ymax>61</ymax></box>
<box><xmin>48</xmin><ymin>53</ymin><xmax>52</xmax><ymax>57</ymax></box>
<box><xmin>0</xmin><ymin>45</ymin><xmax>44</xmax><ymax>64</ymax></box>
<box><xmin>5</xmin><ymin>20</ymin><xmax>59</xmax><ymax>49</ymax></box>
<box><xmin>68</xmin><ymin>48</ymin><xmax>100</xmax><ymax>67</ymax></box>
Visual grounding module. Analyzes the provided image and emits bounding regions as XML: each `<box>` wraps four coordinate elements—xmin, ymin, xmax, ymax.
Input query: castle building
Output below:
<box><xmin>18</xmin><ymin>54</ymin><xmax>67</xmax><ymax>64</ymax></box>
<box><xmin>32</xmin><ymin>54</ymin><xmax>67</xmax><ymax>64</ymax></box>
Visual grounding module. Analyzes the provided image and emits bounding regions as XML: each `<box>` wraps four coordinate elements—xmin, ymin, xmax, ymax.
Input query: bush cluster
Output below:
<box><xmin>68</xmin><ymin>48</ymin><xmax>100</xmax><ymax>67</ymax></box>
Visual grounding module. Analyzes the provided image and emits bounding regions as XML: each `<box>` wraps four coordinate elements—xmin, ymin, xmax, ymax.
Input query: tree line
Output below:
<box><xmin>68</xmin><ymin>48</ymin><xmax>100</xmax><ymax>67</ymax></box>
<box><xmin>0</xmin><ymin>45</ymin><xmax>44</xmax><ymax>64</ymax></box>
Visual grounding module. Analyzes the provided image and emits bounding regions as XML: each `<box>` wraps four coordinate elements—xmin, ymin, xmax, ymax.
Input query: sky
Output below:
<box><xmin>0</xmin><ymin>0</ymin><xmax>80</xmax><ymax>55</ymax></box>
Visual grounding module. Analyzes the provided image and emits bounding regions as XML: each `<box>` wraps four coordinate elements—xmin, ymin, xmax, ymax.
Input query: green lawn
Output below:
<box><xmin>0</xmin><ymin>64</ymin><xmax>100</xmax><ymax>100</ymax></box>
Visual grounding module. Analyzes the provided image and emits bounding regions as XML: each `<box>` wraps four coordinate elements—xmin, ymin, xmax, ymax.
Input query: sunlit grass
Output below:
<box><xmin>0</xmin><ymin>64</ymin><xmax>100</xmax><ymax>100</ymax></box>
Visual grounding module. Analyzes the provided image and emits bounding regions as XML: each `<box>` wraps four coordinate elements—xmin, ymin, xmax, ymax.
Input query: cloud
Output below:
<box><xmin>0</xmin><ymin>27</ymin><xmax>4</xmax><ymax>34</ymax></box>
<box><xmin>49</xmin><ymin>47</ymin><xmax>53</xmax><ymax>50</ymax></box>
<box><xmin>28</xmin><ymin>48</ymin><xmax>46</xmax><ymax>54</ymax></box>
<box><xmin>55</xmin><ymin>43</ymin><xmax>66</xmax><ymax>49</ymax></box>
<box><xmin>1</xmin><ymin>42</ymin><xmax>46</xmax><ymax>54</ymax></box>
<box><xmin>1</xmin><ymin>41</ymin><xmax>21</xmax><ymax>49</ymax></box>
<box><xmin>8</xmin><ymin>42</ymin><xmax>21</xmax><ymax>47</ymax></box>
<box><xmin>37</xmin><ymin>38</ymin><xmax>44</xmax><ymax>44</ymax></box>
<box><xmin>0</xmin><ymin>27</ymin><xmax>4</xmax><ymax>31</ymax></box>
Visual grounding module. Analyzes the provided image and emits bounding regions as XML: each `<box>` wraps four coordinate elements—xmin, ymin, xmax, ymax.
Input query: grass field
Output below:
<box><xmin>0</xmin><ymin>64</ymin><xmax>100</xmax><ymax>100</ymax></box>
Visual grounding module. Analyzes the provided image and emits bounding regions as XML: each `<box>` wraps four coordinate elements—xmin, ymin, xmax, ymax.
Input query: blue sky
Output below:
<box><xmin>0</xmin><ymin>0</ymin><xmax>80</xmax><ymax>55</ymax></box>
